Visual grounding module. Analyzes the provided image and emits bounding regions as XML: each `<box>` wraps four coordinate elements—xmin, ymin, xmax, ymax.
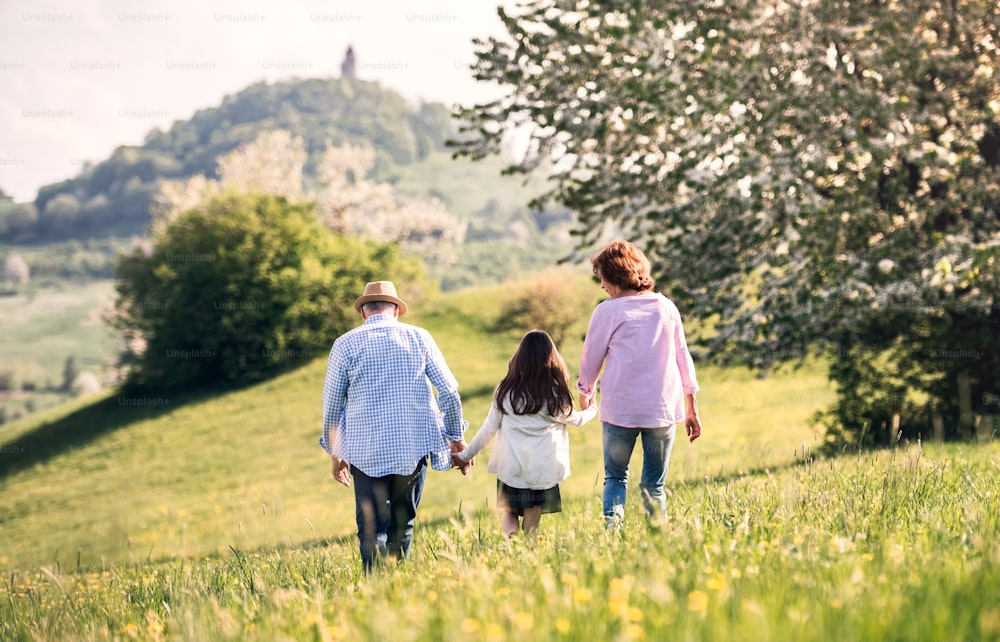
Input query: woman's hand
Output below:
<box><xmin>685</xmin><ymin>414</ymin><xmax>702</xmax><ymax>443</ymax></box>
<box><xmin>684</xmin><ymin>393</ymin><xmax>702</xmax><ymax>442</ymax></box>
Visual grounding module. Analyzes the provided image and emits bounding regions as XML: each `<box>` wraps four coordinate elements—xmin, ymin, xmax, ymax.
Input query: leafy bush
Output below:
<box><xmin>492</xmin><ymin>269</ymin><xmax>597</xmax><ymax>346</ymax></box>
<box><xmin>113</xmin><ymin>190</ymin><xmax>425</xmax><ymax>390</ymax></box>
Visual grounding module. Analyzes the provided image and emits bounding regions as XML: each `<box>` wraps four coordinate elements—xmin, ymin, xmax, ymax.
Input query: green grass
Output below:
<box><xmin>2</xmin><ymin>443</ymin><xmax>997</xmax><ymax>641</ymax></box>
<box><xmin>1</xmin><ymin>282</ymin><xmax>997</xmax><ymax>641</ymax></box>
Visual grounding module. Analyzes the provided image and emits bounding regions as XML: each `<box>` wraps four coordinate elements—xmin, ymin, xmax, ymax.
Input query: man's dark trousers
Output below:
<box><xmin>350</xmin><ymin>457</ymin><xmax>428</xmax><ymax>572</ymax></box>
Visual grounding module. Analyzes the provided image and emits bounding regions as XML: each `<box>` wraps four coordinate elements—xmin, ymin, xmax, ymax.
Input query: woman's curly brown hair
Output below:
<box><xmin>590</xmin><ymin>240</ymin><xmax>655</xmax><ymax>293</ymax></box>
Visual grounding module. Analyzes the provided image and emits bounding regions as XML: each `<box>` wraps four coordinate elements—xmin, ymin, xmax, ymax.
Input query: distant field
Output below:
<box><xmin>392</xmin><ymin>151</ymin><xmax>548</xmax><ymax>220</ymax></box>
<box><xmin>0</xmin><ymin>280</ymin><xmax>118</xmax><ymax>422</ymax></box>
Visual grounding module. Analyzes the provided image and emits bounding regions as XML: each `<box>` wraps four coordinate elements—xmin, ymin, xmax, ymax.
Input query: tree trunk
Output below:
<box><xmin>958</xmin><ymin>370</ymin><xmax>973</xmax><ymax>437</ymax></box>
<box><xmin>932</xmin><ymin>412</ymin><xmax>945</xmax><ymax>442</ymax></box>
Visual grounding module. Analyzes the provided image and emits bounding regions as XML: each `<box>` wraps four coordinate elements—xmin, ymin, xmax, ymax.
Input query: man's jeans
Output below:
<box><xmin>350</xmin><ymin>457</ymin><xmax>428</xmax><ymax>571</ymax></box>
<box><xmin>602</xmin><ymin>423</ymin><xmax>676</xmax><ymax>524</ymax></box>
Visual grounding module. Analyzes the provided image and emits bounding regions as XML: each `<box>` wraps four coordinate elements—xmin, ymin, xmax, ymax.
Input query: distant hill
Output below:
<box><xmin>0</xmin><ymin>77</ymin><xmax>454</xmax><ymax>244</ymax></box>
<box><xmin>0</xmin><ymin>76</ymin><xmax>580</xmax><ymax>291</ymax></box>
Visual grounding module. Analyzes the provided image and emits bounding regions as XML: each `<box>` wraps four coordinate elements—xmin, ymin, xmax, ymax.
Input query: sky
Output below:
<box><xmin>0</xmin><ymin>0</ymin><xmax>513</xmax><ymax>203</ymax></box>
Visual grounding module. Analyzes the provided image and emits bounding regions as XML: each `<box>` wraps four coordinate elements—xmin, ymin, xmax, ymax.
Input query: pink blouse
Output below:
<box><xmin>577</xmin><ymin>292</ymin><xmax>699</xmax><ymax>428</ymax></box>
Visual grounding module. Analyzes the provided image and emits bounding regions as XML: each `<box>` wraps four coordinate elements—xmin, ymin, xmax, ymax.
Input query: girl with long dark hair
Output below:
<box><xmin>454</xmin><ymin>330</ymin><xmax>597</xmax><ymax>538</ymax></box>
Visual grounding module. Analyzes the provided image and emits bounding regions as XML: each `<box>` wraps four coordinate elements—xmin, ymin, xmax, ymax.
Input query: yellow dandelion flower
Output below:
<box><xmin>687</xmin><ymin>589</ymin><xmax>709</xmax><ymax>612</ymax></box>
<box><xmin>461</xmin><ymin>618</ymin><xmax>482</xmax><ymax>634</ymax></box>
<box><xmin>555</xmin><ymin>617</ymin><xmax>571</xmax><ymax>634</ymax></box>
<box><xmin>560</xmin><ymin>573</ymin><xmax>578</xmax><ymax>587</ymax></box>
<box><xmin>705</xmin><ymin>574</ymin><xmax>728</xmax><ymax>592</ymax></box>
<box><xmin>146</xmin><ymin>620</ymin><xmax>164</xmax><ymax>636</ymax></box>
<box><xmin>426</xmin><ymin>590</ymin><xmax>438</xmax><ymax>602</ymax></box>
<box><xmin>627</xmin><ymin>606</ymin><xmax>644</xmax><ymax>623</ymax></box>
<box><xmin>609</xmin><ymin>576</ymin><xmax>633</xmax><ymax>603</ymax></box>
<box><xmin>573</xmin><ymin>588</ymin><xmax>593</xmax><ymax>603</ymax></box>
<box><xmin>327</xmin><ymin>625</ymin><xmax>348</xmax><ymax>640</ymax></box>
<box><xmin>305</xmin><ymin>612</ymin><xmax>322</xmax><ymax>626</ymax></box>
<box><xmin>485</xmin><ymin>622</ymin><xmax>506</xmax><ymax>641</ymax></box>
<box><xmin>513</xmin><ymin>611</ymin><xmax>534</xmax><ymax>630</ymax></box>
<box><xmin>609</xmin><ymin>597</ymin><xmax>629</xmax><ymax>618</ymax></box>
<box><xmin>123</xmin><ymin>622</ymin><xmax>140</xmax><ymax>640</ymax></box>
<box><xmin>624</xmin><ymin>623</ymin><xmax>646</xmax><ymax>640</ymax></box>
<box><xmin>862</xmin><ymin>553</ymin><xmax>874</xmax><ymax>561</ymax></box>
<box><xmin>497</xmin><ymin>586</ymin><xmax>512</xmax><ymax>597</ymax></box>
<box><xmin>830</xmin><ymin>598</ymin><xmax>844</xmax><ymax>609</ymax></box>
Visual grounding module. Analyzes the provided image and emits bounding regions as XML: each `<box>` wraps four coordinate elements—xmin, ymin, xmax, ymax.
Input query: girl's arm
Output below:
<box><xmin>457</xmin><ymin>402</ymin><xmax>502</xmax><ymax>462</ymax></box>
<box><xmin>557</xmin><ymin>404</ymin><xmax>599</xmax><ymax>428</ymax></box>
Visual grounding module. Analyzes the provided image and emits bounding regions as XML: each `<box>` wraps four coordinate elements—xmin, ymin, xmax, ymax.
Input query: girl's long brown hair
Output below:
<box><xmin>495</xmin><ymin>330</ymin><xmax>574</xmax><ymax>416</ymax></box>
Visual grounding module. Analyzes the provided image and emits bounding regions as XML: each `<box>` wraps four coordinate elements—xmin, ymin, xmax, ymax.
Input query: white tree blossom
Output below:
<box><xmin>3</xmin><ymin>253</ymin><xmax>30</xmax><ymax>285</ymax></box>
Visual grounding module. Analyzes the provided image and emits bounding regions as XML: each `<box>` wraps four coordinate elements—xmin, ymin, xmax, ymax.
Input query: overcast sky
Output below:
<box><xmin>0</xmin><ymin>0</ymin><xmax>512</xmax><ymax>203</ymax></box>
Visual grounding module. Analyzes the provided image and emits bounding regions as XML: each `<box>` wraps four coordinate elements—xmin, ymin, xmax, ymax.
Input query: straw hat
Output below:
<box><xmin>353</xmin><ymin>281</ymin><xmax>408</xmax><ymax>316</ymax></box>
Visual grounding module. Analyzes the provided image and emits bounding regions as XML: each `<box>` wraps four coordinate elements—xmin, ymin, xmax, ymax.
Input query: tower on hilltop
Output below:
<box><xmin>341</xmin><ymin>45</ymin><xmax>356</xmax><ymax>78</ymax></box>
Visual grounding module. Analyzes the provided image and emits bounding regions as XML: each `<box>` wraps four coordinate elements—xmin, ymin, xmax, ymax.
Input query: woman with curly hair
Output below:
<box><xmin>577</xmin><ymin>240</ymin><xmax>703</xmax><ymax>527</ymax></box>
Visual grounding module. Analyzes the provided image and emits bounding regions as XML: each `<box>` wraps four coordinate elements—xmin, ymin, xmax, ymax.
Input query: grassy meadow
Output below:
<box><xmin>1</xmin><ymin>280</ymin><xmax>998</xmax><ymax>641</ymax></box>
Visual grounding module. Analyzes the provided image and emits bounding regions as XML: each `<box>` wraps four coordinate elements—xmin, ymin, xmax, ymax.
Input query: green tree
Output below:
<box><xmin>60</xmin><ymin>356</ymin><xmax>78</xmax><ymax>394</ymax></box>
<box><xmin>456</xmin><ymin>0</ymin><xmax>1000</xmax><ymax>445</ymax></box>
<box><xmin>113</xmin><ymin>190</ymin><xmax>424</xmax><ymax>390</ymax></box>
<box><xmin>41</xmin><ymin>193</ymin><xmax>81</xmax><ymax>234</ymax></box>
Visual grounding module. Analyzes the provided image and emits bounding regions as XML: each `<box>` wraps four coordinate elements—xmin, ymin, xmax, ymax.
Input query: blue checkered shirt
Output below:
<box><xmin>319</xmin><ymin>313</ymin><xmax>467</xmax><ymax>476</ymax></box>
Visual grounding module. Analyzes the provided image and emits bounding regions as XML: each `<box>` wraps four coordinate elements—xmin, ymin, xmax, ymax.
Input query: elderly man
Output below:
<box><xmin>320</xmin><ymin>281</ymin><xmax>471</xmax><ymax>571</ymax></box>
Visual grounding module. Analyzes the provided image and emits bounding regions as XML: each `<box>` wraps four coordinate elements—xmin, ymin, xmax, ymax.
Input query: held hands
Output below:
<box><xmin>330</xmin><ymin>456</ymin><xmax>351</xmax><ymax>488</ymax></box>
<box><xmin>449</xmin><ymin>440</ymin><xmax>474</xmax><ymax>476</ymax></box>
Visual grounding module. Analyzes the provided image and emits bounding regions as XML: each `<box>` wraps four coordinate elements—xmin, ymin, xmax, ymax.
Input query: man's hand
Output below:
<box><xmin>330</xmin><ymin>456</ymin><xmax>351</xmax><ymax>487</ymax></box>
<box><xmin>449</xmin><ymin>440</ymin><xmax>473</xmax><ymax>476</ymax></box>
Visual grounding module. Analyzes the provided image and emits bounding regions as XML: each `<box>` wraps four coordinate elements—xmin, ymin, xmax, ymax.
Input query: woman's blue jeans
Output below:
<box><xmin>602</xmin><ymin>422</ymin><xmax>676</xmax><ymax>523</ymax></box>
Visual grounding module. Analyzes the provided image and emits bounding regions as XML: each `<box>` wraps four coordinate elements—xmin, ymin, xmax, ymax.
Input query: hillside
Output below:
<box><xmin>0</xmin><ymin>77</ymin><xmax>453</xmax><ymax>244</ymax></box>
<box><xmin>2</xmin><ymin>283</ymin><xmax>998</xmax><ymax>642</ymax></box>
<box><xmin>0</xmin><ymin>75</ymin><xmax>574</xmax><ymax>289</ymax></box>
<box><xmin>0</xmin><ymin>279</ymin><xmax>836</xmax><ymax>573</ymax></box>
